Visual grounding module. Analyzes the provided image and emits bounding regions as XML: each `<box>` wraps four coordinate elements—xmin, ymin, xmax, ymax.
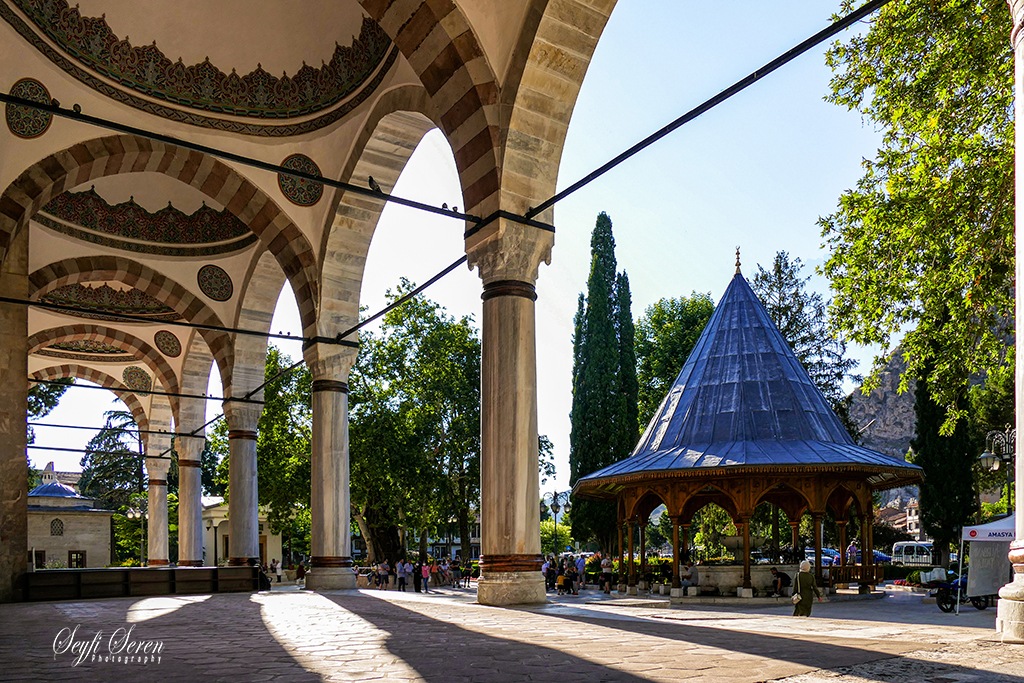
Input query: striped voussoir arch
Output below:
<box><xmin>27</xmin><ymin>324</ymin><xmax>181</xmax><ymax>424</ymax></box>
<box><xmin>30</xmin><ymin>364</ymin><xmax>151</xmax><ymax>438</ymax></box>
<box><xmin>360</xmin><ymin>0</ymin><xmax>502</xmax><ymax>216</ymax></box>
<box><xmin>30</xmin><ymin>255</ymin><xmax>234</xmax><ymax>389</ymax></box>
<box><xmin>0</xmin><ymin>134</ymin><xmax>319</xmax><ymax>334</ymax></box>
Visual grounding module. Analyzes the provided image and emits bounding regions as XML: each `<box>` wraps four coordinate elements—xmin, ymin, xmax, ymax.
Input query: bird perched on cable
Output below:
<box><xmin>368</xmin><ymin>176</ymin><xmax>382</xmax><ymax>193</ymax></box>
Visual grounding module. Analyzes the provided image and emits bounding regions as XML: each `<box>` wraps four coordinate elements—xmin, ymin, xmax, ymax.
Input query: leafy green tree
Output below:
<box><xmin>751</xmin><ymin>251</ymin><xmax>859</xmax><ymax>438</ymax></box>
<box><xmin>910</xmin><ymin>362</ymin><xmax>977</xmax><ymax>566</ymax></box>
<box><xmin>26</xmin><ymin>378</ymin><xmax>73</xmax><ymax>486</ymax></box>
<box><xmin>538</xmin><ymin>435</ymin><xmax>556</xmax><ymax>486</ymax></box>
<box><xmin>540</xmin><ymin>519</ymin><xmax>573</xmax><ymax>556</ymax></box>
<box><xmin>79</xmin><ymin>409</ymin><xmax>144</xmax><ymax>510</ymax></box>
<box><xmin>570</xmin><ymin>212</ymin><xmax>635</xmax><ymax>552</ymax></box>
<box><xmin>968</xmin><ymin>347</ymin><xmax>1014</xmax><ymax>506</ymax></box>
<box><xmin>635</xmin><ymin>293</ymin><xmax>715</xmax><ymax>426</ymax></box>
<box><xmin>820</xmin><ymin>0</ymin><xmax>1013</xmax><ymax>432</ymax></box>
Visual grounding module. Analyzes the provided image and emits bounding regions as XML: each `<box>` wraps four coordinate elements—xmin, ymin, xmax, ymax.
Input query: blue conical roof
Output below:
<box><xmin>577</xmin><ymin>272</ymin><xmax>921</xmax><ymax>490</ymax></box>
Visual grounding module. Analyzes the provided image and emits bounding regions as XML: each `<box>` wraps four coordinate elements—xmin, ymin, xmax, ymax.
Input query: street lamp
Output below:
<box><xmin>126</xmin><ymin>500</ymin><xmax>149</xmax><ymax>566</ymax></box>
<box><xmin>980</xmin><ymin>425</ymin><xmax>1015</xmax><ymax>514</ymax></box>
<box><xmin>541</xmin><ymin>491</ymin><xmax>572</xmax><ymax>553</ymax></box>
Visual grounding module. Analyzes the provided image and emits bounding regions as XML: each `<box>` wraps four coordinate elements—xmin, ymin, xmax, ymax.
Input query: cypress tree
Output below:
<box><xmin>909</xmin><ymin>363</ymin><xmax>976</xmax><ymax>566</ymax></box>
<box><xmin>615</xmin><ymin>271</ymin><xmax>638</xmax><ymax>452</ymax></box>
<box><xmin>570</xmin><ymin>212</ymin><xmax>629</xmax><ymax>551</ymax></box>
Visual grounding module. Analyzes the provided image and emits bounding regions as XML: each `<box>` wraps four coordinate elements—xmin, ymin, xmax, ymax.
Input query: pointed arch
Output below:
<box><xmin>29</xmin><ymin>255</ymin><xmax>233</xmax><ymax>388</ymax></box>
<box><xmin>178</xmin><ymin>330</ymin><xmax>216</xmax><ymax>436</ymax></box>
<box><xmin>0</xmin><ymin>135</ymin><xmax>319</xmax><ymax>333</ymax></box>
<box><xmin>679</xmin><ymin>484</ymin><xmax>740</xmax><ymax>523</ymax></box>
<box><xmin>30</xmin><ymin>364</ymin><xmax>150</xmax><ymax>442</ymax></box>
<box><xmin>28</xmin><ymin>324</ymin><xmax>180</xmax><ymax>424</ymax></box>
<box><xmin>754</xmin><ymin>482</ymin><xmax>812</xmax><ymax>524</ymax></box>
<box><xmin>626</xmin><ymin>488</ymin><xmax>667</xmax><ymax>522</ymax></box>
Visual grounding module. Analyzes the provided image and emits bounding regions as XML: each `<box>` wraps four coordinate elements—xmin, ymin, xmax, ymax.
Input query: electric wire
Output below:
<box><xmin>21</xmin><ymin>1</ymin><xmax>889</xmax><ymax>461</ymax></box>
<box><xmin>28</xmin><ymin>377</ymin><xmax>264</xmax><ymax>405</ymax></box>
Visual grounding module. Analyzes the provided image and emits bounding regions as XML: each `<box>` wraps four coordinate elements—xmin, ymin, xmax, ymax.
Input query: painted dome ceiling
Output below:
<box><xmin>36</xmin><ymin>338</ymin><xmax>136</xmax><ymax>363</ymax></box>
<box><xmin>37</xmin><ymin>186</ymin><xmax>257</xmax><ymax>256</ymax></box>
<box><xmin>1</xmin><ymin>0</ymin><xmax>397</xmax><ymax>136</ymax></box>
<box><xmin>40</xmin><ymin>283</ymin><xmax>181</xmax><ymax>323</ymax></box>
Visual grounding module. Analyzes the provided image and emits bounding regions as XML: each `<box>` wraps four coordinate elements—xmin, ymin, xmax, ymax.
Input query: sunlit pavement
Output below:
<box><xmin>1</xmin><ymin>584</ymin><xmax>1021</xmax><ymax>682</ymax></box>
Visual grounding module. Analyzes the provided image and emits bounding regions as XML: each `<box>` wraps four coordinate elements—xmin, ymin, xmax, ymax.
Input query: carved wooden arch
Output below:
<box><xmin>28</xmin><ymin>324</ymin><xmax>179</xmax><ymax>424</ymax></box>
<box><xmin>624</xmin><ymin>487</ymin><xmax>669</xmax><ymax>522</ymax></box>
<box><xmin>753</xmin><ymin>480</ymin><xmax>813</xmax><ymax>524</ymax></box>
<box><xmin>824</xmin><ymin>481</ymin><xmax>866</xmax><ymax>520</ymax></box>
<box><xmin>29</xmin><ymin>255</ymin><xmax>233</xmax><ymax>389</ymax></box>
<box><xmin>30</xmin><ymin>364</ymin><xmax>150</xmax><ymax>446</ymax></box>
<box><xmin>0</xmin><ymin>135</ymin><xmax>319</xmax><ymax>334</ymax></box>
<box><xmin>678</xmin><ymin>482</ymin><xmax>741</xmax><ymax>524</ymax></box>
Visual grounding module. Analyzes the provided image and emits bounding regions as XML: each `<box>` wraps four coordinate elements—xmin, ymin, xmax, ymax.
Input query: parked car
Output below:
<box><xmin>892</xmin><ymin>542</ymin><xmax>933</xmax><ymax>566</ymax></box>
<box><xmin>872</xmin><ymin>549</ymin><xmax>892</xmax><ymax>564</ymax></box>
<box><xmin>804</xmin><ymin>549</ymin><xmax>834</xmax><ymax>567</ymax></box>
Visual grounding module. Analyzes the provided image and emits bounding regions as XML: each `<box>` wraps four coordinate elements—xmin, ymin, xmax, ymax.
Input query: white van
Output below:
<box><xmin>892</xmin><ymin>541</ymin><xmax>934</xmax><ymax>566</ymax></box>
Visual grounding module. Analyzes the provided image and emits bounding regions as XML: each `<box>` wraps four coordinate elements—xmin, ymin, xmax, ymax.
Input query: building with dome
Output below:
<box><xmin>27</xmin><ymin>469</ymin><xmax>113</xmax><ymax>570</ymax></box>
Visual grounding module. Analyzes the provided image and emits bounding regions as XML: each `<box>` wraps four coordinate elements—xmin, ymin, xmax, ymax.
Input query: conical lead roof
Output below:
<box><xmin>578</xmin><ymin>271</ymin><xmax>921</xmax><ymax>486</ymax></box>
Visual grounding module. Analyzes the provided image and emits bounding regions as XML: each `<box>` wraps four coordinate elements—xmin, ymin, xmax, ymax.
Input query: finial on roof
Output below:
<box><xmin>735</xmin><ymin>246</ymin><xmax>741</xmax><ymax>274</ymax></box>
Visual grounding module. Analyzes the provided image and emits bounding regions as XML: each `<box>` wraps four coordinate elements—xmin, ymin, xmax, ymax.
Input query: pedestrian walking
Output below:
<box><xmin>423</xmin><ymin>561</ymin><xmax>432</xmax><ymax>593</ymax></box>
<box><xmin>575</xmin><ymin>555</ymin><xmax>586</xmax><ymax>590</ymax></box>
<box><xmin>397</xmin><ymin>558</ymin><xmax>407</xmax><ymax>591</ymax></box>
<box><xmin>413</xmin><ymin>561</ymin><xmax>423</xmax><ymax>593</ymax></box>
<box><xmin>792</xmin><ymin>560</ymin><xmax>821</xmax><ymax>617</ymax></box>
<box><xmin>275</xmin><ymin>559</ymin><xmax>283</xmax><ymax>583</ymax></box>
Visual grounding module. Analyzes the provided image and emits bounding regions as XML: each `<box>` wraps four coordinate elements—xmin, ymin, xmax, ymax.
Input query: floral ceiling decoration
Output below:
<box><xmin>1</xmin><ymin>0</ymin><xmax>398</xmax><ymax>136</ymax></box>
<box><xmin>38</xmin><ymin>187</ymin><xmax>258</xmax><ymax>257</ymax></box>
<box><xmin>40</xmin><ymin>283</ymin><xmax>181</xmax><ymax>323</ymax></box>
<box><xmin>37</xmin><ymin>338</ymin><xmax>136</xmax><ymax>363</ymax></box>
<box><xmin>5</xmin><ymin>77</ymin><xmax>52</xmax><ymax>138</ymax></box>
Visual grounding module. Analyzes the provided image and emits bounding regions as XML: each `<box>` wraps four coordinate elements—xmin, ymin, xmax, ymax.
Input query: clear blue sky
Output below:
<box><xmin>33</xmin><ymin>1</ymin><xmax>884</xmax><ymax>494</ymax></box>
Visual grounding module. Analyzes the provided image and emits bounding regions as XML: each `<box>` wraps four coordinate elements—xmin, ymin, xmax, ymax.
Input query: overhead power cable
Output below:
<box><xmin>525</xmin><ymin>0</ymin><xmax>891</xmax><ymax>218</ymax></box>
<box><xmin>28</xmin><ymin>377</ymin><xmax>264</xmax><ymax>405</ymax></box>
<box><xmin>0</xmin><ymin>294</ymin><xmax>356</xmax><ymax>348</ymax></box>
<box><xmin>27</xmin><ymin>445</ymin><xmax>171</xmax><ymax>461</ymax></box>
<box><xmin>29</xmin><ymin>421</ymin><xmax>200</xmax><ymax>439</ymax></box>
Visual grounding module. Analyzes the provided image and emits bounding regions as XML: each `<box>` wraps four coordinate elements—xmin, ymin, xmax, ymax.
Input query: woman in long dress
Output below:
<box><xmin>793</xmin><ymin>560</ymin><xmax>821</xmax><ymax>617</ymax></box>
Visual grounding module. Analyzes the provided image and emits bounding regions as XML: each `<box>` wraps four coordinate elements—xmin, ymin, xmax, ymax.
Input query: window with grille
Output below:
<box><xmin>50</xmin><ymin>518</ymin><xmax>64</xmax><ymax>536</ymax></box>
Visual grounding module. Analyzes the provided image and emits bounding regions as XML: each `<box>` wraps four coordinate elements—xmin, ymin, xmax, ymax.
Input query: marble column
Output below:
<box><xmin>175</xmin><ymin>435</ymin><xmax>205</xmax><ymax>566</ymax></box>
<box><xmin>1005</xmin><ymin>0</ymin><xmax>1024</xmax><ymax>642</ymax></box>
<box><xmin>224</xmin><ymin>402</ymin><xmax>261</xmax><ymax>566</ymax></box>
<box><xmin>145</xmin><ymin>455</ymin><xmax>170</xmax><ymax>566</ymax></box>
<box><xmin>0</xmin><ymin>229</ymin><xmax>28</xmax><ymax>602</ymax></box>
<box><xmin>305</xmin><ymin>349</ymin><xmax>358</xmax><ymax>591</ymax></box>
<box><xmin>468</xmin><ymin>219</ymin><xmax>553</xmax><ymax>606</ymax></box>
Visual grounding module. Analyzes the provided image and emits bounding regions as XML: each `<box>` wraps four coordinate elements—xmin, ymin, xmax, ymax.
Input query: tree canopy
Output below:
<box><xmin>820</xmin><ymin>0</ymin><xmax>1014</xmax><ymax>431</ymax></box>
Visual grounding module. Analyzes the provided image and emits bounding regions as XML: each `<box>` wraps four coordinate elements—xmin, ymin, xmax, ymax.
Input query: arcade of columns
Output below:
<box><xmin>0</xmin><ymin>0</ymin><xmax>1020</xmax><ymax>633</ymax></box>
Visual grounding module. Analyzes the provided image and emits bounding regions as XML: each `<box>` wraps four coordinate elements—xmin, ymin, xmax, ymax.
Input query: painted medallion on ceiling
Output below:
<box><xmin>278</xmin><ymin>154</ymin><xmax>324</xmax><ymax>206</ymax></box>
<box><xmin>5</xmin><ymin>77</ymin><xmax>52</xmax><ymax>138</ymax></box>
<box><xmin>36</xmin><ymin>338</ymin><xmax>136</xmax><ymax>363</ymax></box>
<box><xmin>154</xmin><ymin>330</ymin><xmax>181</xmax><ymax>358</ymax></box>
<box><xmin>197</xmin><ymin>265</ymin><xmax>233</xmax><ymax>302</ymax></box>
<box><xmin>37</xmin><ymin>187</ymin><xmax>258</xmax><ymax>256</ymax></box>
<box><xmin>122</xmin><ymin>366</ymin><xmax>153</xmax><ymax>393</ymax></box>
<box><xmin>0</xmin><ymin>0</ymin><xmax>398</xmax><ymax>136</ymax></box>
<box><xmin>40</xmin><ymin>283</ymin><xmax>182</xmax><ymax>323</ymax></box>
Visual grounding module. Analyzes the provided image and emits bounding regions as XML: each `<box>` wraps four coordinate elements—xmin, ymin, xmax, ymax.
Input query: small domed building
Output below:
<box><xmin>573</xmin><ymin>264</ymin><xmax>923</xmax><ymax>596</ymax></box>
<box><xmin>27</xmin><ymin>470</ymin><xmax>114</xmax><ymax>570</ymax></box>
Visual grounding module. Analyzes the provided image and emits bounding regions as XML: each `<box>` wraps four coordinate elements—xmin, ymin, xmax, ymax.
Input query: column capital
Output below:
<box><xmin>304</xmin><ymin>345</ymin><xmax>358</xmax><ymax>383</ymax></box>
<box><xmin>145</xmin><ymin>456</ymin><xmax>170</xmax><ymax>479</ymax></box>
<box><xmin>466</xmin><ymin>216</ymin><xmax>553</xmax><ymax>286</ymax></box>
<box><xmin>223</xmin><ymin>400</ymin><xmax>262</xmax><ymax>432</ymax></box>
<box><xmin>1011</xmin><ymin>0</ymin><xmax>1024</xmax><ymax>48</ymax></box>
<box><xmin>173</xmin><ymin>434</ymin><xmax>205</xmax><ymax>461</ymax></box>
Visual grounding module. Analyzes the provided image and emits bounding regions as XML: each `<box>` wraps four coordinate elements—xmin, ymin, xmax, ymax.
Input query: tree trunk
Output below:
<box><xmin>353</xmin><ymin>509</ymin><xmax>377</xmax><ymax>566</ymax></box>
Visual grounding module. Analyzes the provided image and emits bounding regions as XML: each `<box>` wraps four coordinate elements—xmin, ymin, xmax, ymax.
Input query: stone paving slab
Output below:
<box><xmin>0</xmin><ymin>586</ymin><xmax>1020</xmax><ymax>682</ymax></box>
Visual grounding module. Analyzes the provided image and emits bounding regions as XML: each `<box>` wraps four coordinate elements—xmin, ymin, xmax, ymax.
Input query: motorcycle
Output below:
<box><xmin>926</xmin><ymin>574</ymin><xmax>993</xmax><ymax>613</ymax></box>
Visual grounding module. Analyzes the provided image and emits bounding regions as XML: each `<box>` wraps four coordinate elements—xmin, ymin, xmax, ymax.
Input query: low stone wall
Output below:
<box><xmin>694</xmin><ymin>564</ymin><xmax>801</xmax><ymax>595</ymax></box>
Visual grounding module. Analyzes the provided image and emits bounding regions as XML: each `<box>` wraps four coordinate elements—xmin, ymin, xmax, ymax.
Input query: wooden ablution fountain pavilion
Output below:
<box><xmin>573</xmin><ymin>261</ymin><xmax>923</xmax><ymax>598</ymax></box>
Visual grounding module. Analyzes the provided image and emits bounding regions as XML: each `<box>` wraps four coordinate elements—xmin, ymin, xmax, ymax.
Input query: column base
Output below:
<box><xmin>228</xmin><ymin>557</ymin><xmax>259</xmax><ymax>566</ymax></box>
<box><xmin>626</xmin><ymin>585</ymin><xmax>638</xmax><ymax>596</ymax></box>
<box><xmin>147</xmin><ymin>559</ymin><xmax>169</xmax><ymax>566</ymax></box>
<box><xmin>477</xmin><ymin>571</ymin><xmax>546</xmax><ymax>606</ymax></box>
<box><xmin>306</xmin><ymin>567</ymin><xmax>357</xmax><ymax>591</ymax></box>
<box><xmin>177</xmin><ymin>560</ymin><xmax>203</xmax><ymax>567</ymax></box>
<box><xmin>997</xmin><ymin>568</ymin><xmax>1024</xmax><ymax>643</ymax></box>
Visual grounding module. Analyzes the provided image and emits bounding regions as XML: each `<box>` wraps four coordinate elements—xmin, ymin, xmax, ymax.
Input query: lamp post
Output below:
<box><xmin>126</xmin><ymin>499</ymin><xmax>149</xmax><ymax>566</ymax></box>
<box><xmin>541</xmin><ymin>491</ymin><xmax>572</xmax><ymax>554</ymax></box>
<box><xmin>980</xmin><ymin>425</ymin><xmax>1016</xmax><ymax>514</ymax></box>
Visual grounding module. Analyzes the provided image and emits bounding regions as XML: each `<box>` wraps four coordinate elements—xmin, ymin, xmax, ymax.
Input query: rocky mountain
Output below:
<box><xmin>847</xmin><ymin>349</ymin><xmax>919</xmax><ymax>506</ymax></box>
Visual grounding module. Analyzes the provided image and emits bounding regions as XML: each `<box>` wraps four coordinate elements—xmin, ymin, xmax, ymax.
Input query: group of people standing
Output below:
<box><xmin>542</xmin><ymin>555</ymin><xmax>592</xmax><ymax>596</ymax></box>
<box><xmin>371</xmin><ymin>557</ymin><xmax>474</xmax><ymax>592</ymax></box>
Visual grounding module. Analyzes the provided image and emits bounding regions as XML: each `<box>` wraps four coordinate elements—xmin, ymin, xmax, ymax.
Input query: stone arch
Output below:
<box><xmin>230</xmin><ymin>249</ymin><xmax>287</xmax><ymax>400</ymax></box>
<box><xmin>178</xmin><ymin>330</ymin><xmax>216</xmax><ymax>436</ymax></box>
<box><xmin>358</xmin><ymin>1</ymin><xmax>502</xmax><ymax>215</ymax></box>
<box><xmin>29</xmin><ymin>364</ymin><xmax>150</xmax><ymax>444</ymax></box>
<box><xmin>498</xmin><ymin>0</ymin><xmax>618</xmax><ymax>218</ymax></box>
<box><xmin>29</xmin><ymin>255</ymin><xmax>234</xmax><ymax>389</ymax></box>
<box><xmin>316</xmin><ymin>89</ymin><xmax>437</xmax><ymax>345</ymax></box>
<box><xmin>27</xmin><ymin>324</ymin><xmax>180</xmax><ymax>424</ymax></box>
<box><xmin>0</xmin><ymin>135</ymin><xmax>319</xmax><ymax>334</ymax></box>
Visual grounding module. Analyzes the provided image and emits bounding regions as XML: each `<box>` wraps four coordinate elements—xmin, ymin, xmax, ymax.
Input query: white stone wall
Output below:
<box><xmin>28</xmin><ymin>510</ymin><xmax>112</xmax><ymax>568</ymax></box>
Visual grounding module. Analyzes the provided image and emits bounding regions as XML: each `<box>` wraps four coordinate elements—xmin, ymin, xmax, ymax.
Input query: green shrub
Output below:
<box><xmin>906</xmin><ymin>570</ymin><xmax>922</xmax><ymax>585</ymax></box>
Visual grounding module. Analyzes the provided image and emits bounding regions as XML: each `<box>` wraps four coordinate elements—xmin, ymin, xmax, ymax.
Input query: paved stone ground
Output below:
<box><xmin>0</xmin><ymin>584</ymin><xmax>1021</xmax><ymax>682</ymax></box>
